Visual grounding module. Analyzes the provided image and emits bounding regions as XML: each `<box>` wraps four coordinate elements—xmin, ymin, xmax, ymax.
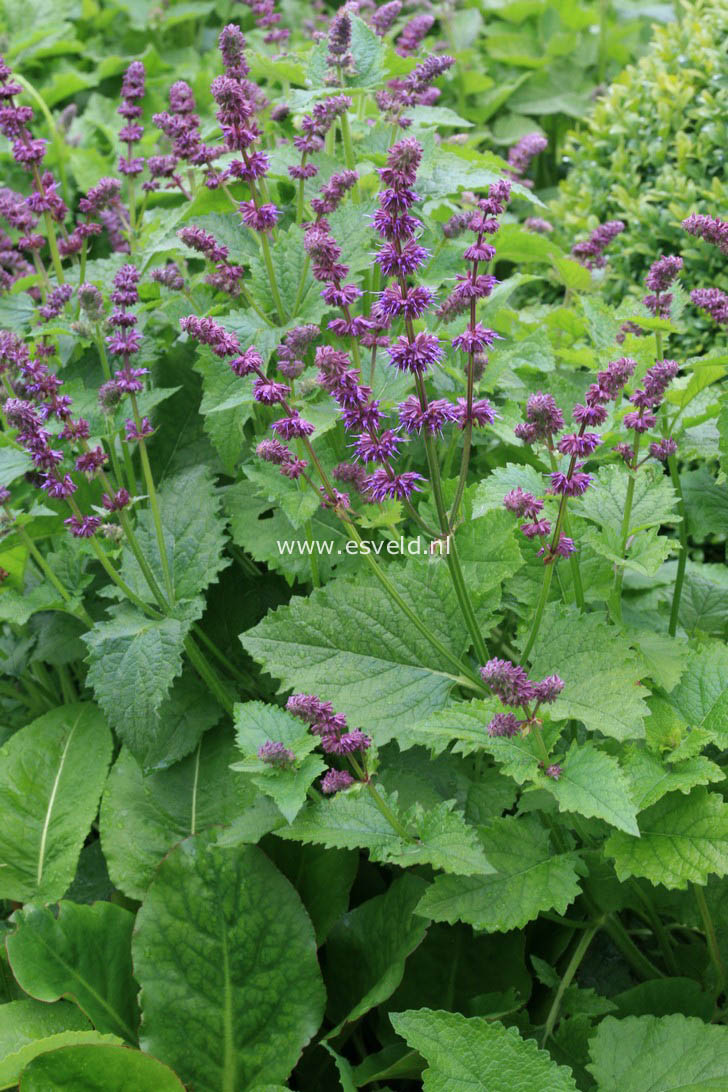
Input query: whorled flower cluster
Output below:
<box><xmin>286</xmin><ymin>692</ymin><xmax>371</xmax><ymax>794</ymax></box>
<box><xmin>480</xmin><ymin>658</ymin><xmax>564</xmax><ymax>779</ymax></box>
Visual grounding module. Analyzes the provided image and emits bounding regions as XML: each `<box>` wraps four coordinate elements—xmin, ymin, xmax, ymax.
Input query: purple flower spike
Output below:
<box><xmin>321</xmin><ymin>769</ymin><xmax>355</xmax><ymax>795</ymax></box>
<box><xmin>64</xmin><ymin>514</ymin><xmax>102</xmax><ymax>538</ymax></box>
<box><xmin>480</xmin><ymin>659</ymin><xmax>536</xmax><ymax>706</ymax></box>
<box><xmin>545</xmin><ymin>764</ymin><xmax>562</xmax><ymax>780</ymax></box>
<box><xmin>534</xmin><ymin>675</ymin><xmax>564</xmax><ymax>704</ymax></box>
<box><xmin>258</xmin><ymin>740</ymin><xmax>295</xmax><ymax>767</ymax></box>
<box><xmin>486</xmin><ymin>713</ymin><xmax>522</xmax><ymax>737</ymax></box>
<box><xmin>649</xmin><ymin>438</ymin><xmax>677</xmax><ymax>462</ymax></box>
<box><xmin>503</xmin><ymin>488</ymin><xmax>543</xmax><ymax>519</ymax></box>
<box><xmin>364</xmin><ymin>469</ymin><xmax>425</xmax><ymax>502</ymax></box>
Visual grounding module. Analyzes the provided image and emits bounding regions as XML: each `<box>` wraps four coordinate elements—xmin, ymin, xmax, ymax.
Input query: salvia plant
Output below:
<box><xmin>0</xmin><ymin>3</ymin><xmax>726</xmax><ymax>1091</ymax></box>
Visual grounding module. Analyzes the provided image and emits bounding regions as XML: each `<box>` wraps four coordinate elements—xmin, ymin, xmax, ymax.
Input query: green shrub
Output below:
<box><xmin>551</xmin><ymin>0</ymin><xmax>728</xmax><ymax>345</ymax></box>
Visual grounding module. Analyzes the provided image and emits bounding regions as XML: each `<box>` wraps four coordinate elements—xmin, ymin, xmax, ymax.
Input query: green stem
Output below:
<box><xmin>14</xmin><ymin>74</ymin><xmax>70</xmax><ymax>206</ymax></box>
<box><xmin>292</xmin><ymin>254</ymin><xmax>311</xmax><ymax>320</ymax></box>
<box><xmin>260</xmin><ymin>231</ymin><xmax>285</xmax><ymax>323</ymax></box>
<box><xmin>547</xmin><ymin>450</ymin><xmax>584</xmax><ymax>609</ymax></box>
<box><xmin>349</xmin><ymin>755</ymin><xmax>413</xmax><ymax>841</ymax></box>
<box><xmin>9</xmin><ymin>513</ymin><xmax>93</xmax><ymax>626</ymax></box>
<box><xmin>520</xmin><ymin>563</ymin><xmax>555</xmax><ymax>665</ymax></box>
<box><xmin>129</xmin><ymin>392</ymin><xmax>175</xmax><ymax>605</ymax></box>
<box><xmin>42</xmin><ymin>210</ymin><xmax>65</xmax><ymax>285</ymax></box>
<box><xmin>630</xmin><ymin>880</ymin><xmax>680</xmax><ymax>976</ymax></box>
<box><xmin>183</xmin><ymin>636</ymin><xmax>235</xmax><ymax>716</ymax></box>
<box><xmin>694</xmin><ymin>884</ymin><xmax>727</xmax><ymax>994</ymax></box>
<box><xmin>85</xmin><ymin>530</ymin><xmax>162</xmax><ymax>619</ymax></box>
<box><xmin>668</xmin><ymin>453</ymin><xmax>687</xmax><ymax>637</ymax></box>
<box><xmin>542</xmin><ymin>925</ymin><xmax>599</xmax><ymax>1046</ymax></box>
<box><xmin>611</xmin><ymin>431</ymin><xmax>641</xmax><ymax>622</ymax></box>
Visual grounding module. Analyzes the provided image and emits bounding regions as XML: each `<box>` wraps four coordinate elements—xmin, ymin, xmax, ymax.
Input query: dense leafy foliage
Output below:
<box><xmin>0</xmin><ymin>0</ymin><xmax>726</xmax><ymax>1089</ymax></box>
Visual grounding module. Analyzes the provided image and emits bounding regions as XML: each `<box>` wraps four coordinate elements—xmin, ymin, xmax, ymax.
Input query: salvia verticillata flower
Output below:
<box><xmin>150</xmin><ymin>263</ymin><xmax>185</xmax><ymax>292</ymax></box>
<box><xmin>118</xmin><ymin>61</ymin><xmax>146</xmax><ymax>178</ymax></box>
<box><xmin>571</xmin><ymin>219</ymin><xmax>625</xmax><ymax>270</ymax></box>
<box><xmin>649</xmin><ymin>437</ymin><xmax>677</xmax><ymax>462</ymax></box>
<box><xmin>480</xmin><ymin>658</ymin><xmax>564</xmax><ymax>745</ymax></box>
<box><xmin>525</xmin><ymin>217</ymin><xmax>554</xmax><ymax>234</ymax></box>
<box><xmin>507</xmin><ymin>132</ymin><xmax>547</xmax><ymax>187</ymax></box>
<box><xmin>682</xmin><ymin>213</ymin><xmax>728</xmax><ymax>255</ymax></box>
<box><xmin>370</xmin><ymin>0</ymin><xmax>401</xmax><ymax>36</ymax></box>
<box><xmin>326</xmin><ymin>8</ymin><xmax>354</xmax><ymax>77</ymax></box>
<box><xmin>258</xmin><ymin>741</ymin><xmax>295</xmax><ymax>766</ymax></box>
<box><xmin>377</xmin><ymin>54</ymin><xmax>454</xmax><ymax>129</ymax></box>
<box><xmin>644</xmin><ymin>254</ymin><xmax>683</xmax><ymax>317</ymax></box>
<box><xmin>321</xmin><ymin>769</ymin><xmax>355</xmax><ymax>794</ymax></box>
<box><xmin>691</xmin><ymin>287</ymin><xmax>728</xmax><ymax>326</ymax></box>
<box><xmin>395</xmin><ymin>13</ymin><xmax>433</xmax><ymax>56</ymax></box>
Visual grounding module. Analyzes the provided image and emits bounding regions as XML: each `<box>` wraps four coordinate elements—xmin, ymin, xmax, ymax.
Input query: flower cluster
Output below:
<box><xmin>572</xmin><ymin>219</ymin><xmax>625</xmax><ymax>270</ymax></box>
<box><xmin>286</xmin><ymin>692</ymin><xmax>371</xmax><ymax>794</ymax></box>
<box><xmin>152</xmin><ymin>81</ymin><xmax>218</xmax><ymax>192</ymax></box>
<box><xmin>178</xmin><ymin>225</ymin><xmax>245</xmax><ymax>296</ymax></box>
<box><xmin>683</xmin><ymin>213</ymin><xmax>728</xmax><ymax>327</ymax></box>
<box><xmin>370</xmin><ymin>0</ymin><xmax>401</xmax><ymax>36</ymax></box>
<box><xmin>644</xmin><ymin>254</ymin><xmax>682</xmax><ymax>317</ymax></box>
<box><xmin>507</xmin><ymin>132</ymin><xmax>547</xmax><ymax>187</ymax></box>
<box><xmin>289</xmin><ymin>95</ymin><xmax>352</xmax><ymax>184</ymax></box>
<box><xmin>480</xmin><ymin>658</ymin><xmax>564</xmax><ymax>777</ymax></box>
<box><xmin>376</xmin><ymin>54</ymin><xmax>454</xmax><ymax>129</ymax></box>
<box><xmin>395</xmin><ymin>13</ymin><xmax>433</xmax><ymax>56</ymax></box>
<box><xmin>622</xmin><ymin>358</ymin><xmax>680</xmax><ymax>446</ymax></box>
<box><xmin>118</xmin><ymin>61</ymin><xmax>146</xmax><ymax>179</ymax></box>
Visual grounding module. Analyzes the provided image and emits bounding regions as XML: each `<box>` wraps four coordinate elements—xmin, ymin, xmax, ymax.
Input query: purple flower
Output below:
<box><xmin>486</xmin><ymin>713</ymin><xmax>522</xmax><ymax>737</ymax></box>
<box><xmin>507</xmin><ymin>132</ymin><xmax>547</xmax><ymax>180</ymax></box>
<box><xmin>41</xmin><ymin>473</ymin><xmax>76</xmax><ymax>499</ymax></box>
<box><xmin>239</xmin><ymin>200</ymin><xmax>279</xmax><ymax>233</ymax></box>
<box><xmin>371</xmin><ymin>0</ymin><xmax>401</xmax><ymax>35</ymax></box>
<box><xmin>572</xmin><ymin>219</ymin><xmax>625</xmax><ymax>270</ymax></box>
<box><xmin>124</xmin><ymin>417</ymin><xmax>154</xmax><ymax>441</ymax></box>
<box><xmin>480</xmin><ymin>658</ymin><xmax>536</xmax><ymax>706</ymax></box>
<box><xmin>525</xmin><ymin>217</ymin><xmax>553</xmax><ymax>234</ymax></box>
<box><xmin>456</xmin><ymin>398</ymin><xmax>495</xmax><ymax>429</ymax></box>
<box><xmin>219</xmin><ymin>24</ymin><xmax>249</xmax><ymax>79</ymax></box>
<box><xmin>321</xmin><ymin>769</ymin><xmax>355</xmax><ymax>794</ymax></box>
<box><xmin>451</xmin><ymin>323</ymin><xmax>498</xmax><ymax>354</ymax></box>
<box><xmin>549</xmin><ymin>470</ymin><xmax>592</xmax><ymax>497</ymax></box>
<box><xmin>365</xmin><ymin>468</ymin><xmax>425</xmax><ymax>502</ymax></box>
<box><xmin>396</xmin><ymin>13</ymin><xmax>434</xmax><ymax>56</ymax></box>
<box><xmin>353</xmin><ymin>429</ymin><xmax>403</xmax><ymax>463</ymax></box>
<box><xmin>253</xmin><ymin>378</ymin><xmax>290</xmax><ymax>405</ymax></box>
<box><xmin>503</xmin><ymin>488</ymin><xmax>543</xmax><ymax>519</ymax></box>
<box><xmin>102</xmin><ymin>488</ymin><xmax>131</xmax><ymax>511</ymax></box>
<box><xmin>515</xmin><ymin>392</ymin><xmax>564</xmax><ymax>444</ymax></box>
<box><xmin>645</xmin><ymin>255</ymin><xmax>683</xmax><ymax>293</ymax></box>
<box><xmin>321</xmin><ymin>729</ymin><xmax>371</xmax><ymax>755</ymax></box>
<box><xmin>178</xmin><ymin>225</ymin><xmax>229</xmax><ymax>262</ymax></box>
<box><xmin>64</xmin><ymin>514</ymin><xmax>102</xmax><ymax>538</ymax></box>
<box><xmin>180</xmin><ymin>315</ymin><xmax>240</xmax><ymax>358</ymax></box>
<box><xmin>271</xmin><ymin>412</ymin><xmax>315</xmax><ymax>440</ymax></box>
<box><xmin>533</xmin><ymin>675</ymin><xmax>564</xmax><ymax>704</ymax></box>
<box><xmin>257</xmin><ymin>438</ymin><xmax>292</xmax><ymax>465</ymax></box>
<box><xmin>682</xmin><ymin>213</ymin><xmax>728</xmax><ymax>255</ymax></box>
<box><xmin>572</xmin><ymin>402</ymin><xmax>607</xmax><ymax>426</ymax></box>
<box><xmin>377</xmin><ymin>283</ymin><xmax>434</xmax><ymax>320</ymax></box>
<box><xmin>230</xmin><ymin>347</ymin><xmax>263</xmax><ymax>377</ymax></box>
<box><xmin>38</xmin><ymin>285</ymin><xmax>73</xmax><ymax>322</ymax></box>
<box><xmin>387</xmin><ymin>331</ymin><xmax>443</xmax><ymax>374</ymax></box>
<box><xmin>521</xmin><ymin>519</ymin><xmax>551</xmax><ymax>539</ymax></box>
<box><xmin>258</xmin><ymin>740</ymin><xmax>295</xmax><ymax>767</ymax></box>
<box><xmin>545</xmin><ymin>764</ymin><xmax>562</xmax><ymax>780</ymax></box>
<box><xmin>286</xmin><ymin>693</ymin><xmax>336</xmax><ymax>723</ymax></box>
<box><xmin>691</xmin><ymin>287</ymin><xmax>728</xmax><ymax>326</ymax></box>
<box><xmin>75</xmin><ymin>446</ymin><xmax>107</xmax><ymax>476</ymax></box>
<box><xmin>398</xmin><ymin>395</ymin><xmax>457</xmax><ymax>435</ymax></box>
<box><xmin>557</xmin><ymin>432</ymin><xmax>602</xmax><ymax>457</ymax></box>
<box><xmin>280</xmin><ymin>458</ymin><xmax>307</xmax><ymax>480</ymax></box>
<box><xmin>649</xmin><ymin>437</ymin><xmax>677</xmax><ymax>462</ymax></box>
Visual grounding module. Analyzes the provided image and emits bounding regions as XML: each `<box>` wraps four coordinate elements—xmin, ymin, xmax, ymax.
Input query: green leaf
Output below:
<box><xmin>472</xmin><ymin>464</ymin><xmax>546</xmax><ymax>518</ymax></box>
<box><xmin>605</xmin><ymin>788</ymin><xmax>728</xmax><ymax>889</ymax></box>
<box><xmin>275</xmin><ymin>786</ymin><xmax>493</xmax><ymax>876</ymax></box>
<box><xmin>587</xmin><ymin>1013</ymin><xmax>728</xmax><ymax>1092</ymax></box>
<box><xmin>83</xmin><ymin>600</ymin><xmax>201</xmax><ymax>764</ymax></box>
<box><xmin>543</xmin><ymin>742</ymin><xmax>639</xmax><ymax>834</ymax></box>
<box><xmin>0</xmin><ymin>1029</ymin><xmax>121</xmax><ymax>1091</ymax></box>
<box><xmin>622</xmin><ymin>749</ymin><xmax>724</xmax><ymax>811</ymax></box>
<box><xmin>578</xmin><ymin>464</ymin><xmax>679</xmax><ymax>538</ymax></box>
<box><xmin>100</xmin><ymin>726</ymin><xmax>259</xmax><ymax>901</ymax></box>
<box><xmin>668</xmin><ymin>644</ymin><xmax>728</xmax><ymax>740</ymax></box>
<box><xmin>232</xmin><ymin>700</ymin><xmax>326</xmax><ymax>823</ymax></box>
<box><xmin>6</xmin><ymin>903</ymin><xmax>138</xmax><ymax>1043</ymax></box>
<box><xmin>528</xmin><ymin>605</ymin><xmax>650</xmax><ymax>741</ymax></box>
<box><xmin>127</xmin><ymin>670</ymin><xmax>222</xmax><ymax>773</ymax></box>
<box><xmin>454</xmin><ymin>510</ymin><xmax>524</xmax><ymax>613</ymax></box>
<box><xmin>552</xmin><ymin>257</ymin><xmax>592</xmax><ymax>292</ymax></box>
<box><xmin>0</xmin><ymin>583</ymin><xmax>68</xmax><ymax>626</ymax></box>
<box><xmin>133</xmin><ymin>835</ymin><xmax>325</xmax><ymax>1092</ymax></box>
<box><xmin>0</xmin><ymin>1000</ymin><xmax>91</xmax><ymax>1091</ymax></box>
<box><xmin>326</xmin><ymin>875</ymin><xmax>429</xmax><ymax>1031</ymax></box>
<box><xmin>265</xmin><ymin>842</ymin><xmax>358</xmax><ymax>945</ymax></box>
<box><xmin>241</xmin><ymin>562</ymin><xmax>470</xmax><ymax>745</ymax></box>
<box><xmin>249</xmin><ymin>225</ymin><xmax>324</xmax><ymax>323</ymax></box>
<box><xmin>0</xmin><ymin>443</ymin><xmax>33</xmax><ymax>485</ymax></box>
<box><xmin>348</xmin><ymin>14</ymin><xmax>385</xmax><ymax>86</ymax></box>
<box><xmin>120</xmin><ymin>466</ymin><xmax>229</xmax><ymax>603</ymax></box>
<box><xmin>0</xmin><ymin>703</ymin><xmax>113</xmax><ymax>903</ymax></box>
<box><xmin>19</xmin><ymin>1043</ymin><xmax>185</xmax><ymax>1090</ymax></box>
<box><xmin>415</xmin><ymin>815</ymin><xmax>582</xmax><ymax>932</ymax></box>
<box><xmin>243</xmin><ymin>463</ymin><xmax>321</xmax><ymax>530</ymax></box>
<box><xmin>390</xmin><ymin>1009</ymin><xmax>578</xmax><ymax>1092</ymax></box>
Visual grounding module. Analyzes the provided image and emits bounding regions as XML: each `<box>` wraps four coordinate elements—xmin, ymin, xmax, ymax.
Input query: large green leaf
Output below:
<box><xmin>415</xmin><ymin>816</ymin><xmax>582</xmax><ymax>932</ymax></box>
<box><xmin>275</xmin><ymin>786</ymin><xmax>493</xmax><ymax>876</ymax></box>
<box><xmin>543</xmin><ymin>742</ymin><xmax>639</xmax><ymax>834</ymax></box>
<box><xmin>265</xmin><ymin>842</ymin><xmax>358</xmax><ymax>946</ymax></box>
<box><xmin>390</xmin><ymin>1009</ymin><xmax>578</xmax><ymax>1092</ymax></box>
<box><xmin>577</xmin><ymin>464</ymin><xmax>679</xmax><ymax>535</ymax></box>
<box><xmin>587</xmin><ymin>1013</ymin><xmax>728</xmax><ymax>1091</ymax></box>
<box><xmin>528</xmin><ymin>605</ymin><xmax>650</xmax><ymax>741</ymax></box>
<box><xmin>622</xmin><ymin>748</ymin><xmax>724</xmax><ymax>811</ymax></box>
<box><xmin>100</xmin><ymin>726</ymin><xmax>259</xmax><ymax>901</ymax></box>
<box><xmin>605</xmin><ymin>788</ymin><xmax>728</xmax><ymax>889</ymax></box>
<box><xmin>241</xmin><ymin>562</ymin><xmax>471</xmax><ymax>745</ymax></box>
<box><xmin>133</xmin><ymin>835</ymin><xmax>325</xmax><ymax>1092</ymax></box>
<box><xmin>325</xmin><ymin>875</ymin><xmax>429</xmax><ymax>1032</ymax></box>
<box><xmin>0</xmin><ymin>1000</ymin><xmax>91</xmax><ymax>1091</ymax></box>
<box><xmin>0</xmin><ymin>704</ymin><xmax>113</xmax><ymax>903</ymax></box>
<box><xmin>83</xmin><ymin>600</ymin><xmax>202</xmax><ymax>765</ymax></box>
<box><xmin>249</xmin><ymin>225</ymin><xmax>324</xmax><ymax>324</ymax></box>
<box><xmin>0</xmin><ymin>1030</ymin><xmax>120</xmax><ymax>1091</ymax></box>
<box><xmin>6</xmin><ymin>903</ymin><xmax>138</xmax><ymax>1043</ymax></box>
<box><xmin>232</xmin><ymin>701</ymin><xmax>326</xmax><ymax>823</ymax></box>
<box><xmin>667</xmin><ymin>644</ymin><xmax>728</xmax><ymax>739</ymax></box>
<box><xmin>120</xmin><ymin>466</ymin><xmax>229</xmax><ymax>603</ymax></box>
<box><xmin>19</xmin><ymin>1044</ymin><xmax>185</xmax><ymax>1090</ymax></box>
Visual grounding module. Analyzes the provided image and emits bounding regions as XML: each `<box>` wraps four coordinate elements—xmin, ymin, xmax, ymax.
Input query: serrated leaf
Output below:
<box><xmin>543</xmin><ymin>742</ymin><xmax>639</xmax><ymax>834</ymax></box>
<box><xmin>120</xmin><ymin>466</ymin><xmax>229</xmax><ymax>602</ymax></box>
<box><xmin>0</xmin><ymin>443</ymin><xmax>33</xmax><ymax>485</ymax></box>
<box><xmin>415</xmin><ymin>815</ymin><xmax>582</xmax><ymax>932</ymax></box>
<box><xmin>133</xmin><ymin>834</ymin><xmax>325</xmax><ymax>1092</ymax></box>
<box><xmin>668</xmin><ymin>644</ymin><xmax>728</xmax><ymax>740</ymax></box>
<box><xmin>348</xmin><ymin>14</ymin><xmax>385</xmax><ymax>86</ymax></box>
<box><xmin>131</xmin><ymin>670</ymin><xmax>222</xmax><ymax>772</ymax></box>
<box><xmin>6</xmin><ymin>903</ymin><xmax>138</xmax><ymax>1043</ymax></box>
<box><xmin>232</xmin><ymin>700</ymin><xmax>325</xmax><ymax>823</ymax></box>
<box><xmin>578</xmin><ymin>464</ymin><xmax>679</xmax><ymax>535</ymax></box>
<box><xmin>0</xmin><ymin>582</ymin><xmax>68</xmax><ymax>625</ymax></box>
<box><xmin>241</xmin><ymin>562</ymin><xmax>470</xmax><ymax>745</ymax></box>
<box><xmin>587</xmin><ymin>1013</ymin><xmax>728</xmax><ymax>1092</ymax></box>
<box><xmin>623</xmin><ymin>749</ymin><xmax>724</xmax><ymax>811</ymax></box>
<box><xmin>390</xmin><ymin>1009</ymin><xmax>578</xmax><ymax>1092</ymax></box>
<box><xmin>19</xmin><ymin>1043</ymin><xmax>186</xmax><ymax>1091</ymax></box>
<box><xmin>472</xmin><ymin>463</ymin><xmax>546</xmax><ymax>518</ymax></box>
<box><xmin>275</xmin><ymin>786</ymin><xmax>493</xmax><ymax>876</ymax></box>
<box><xmin>528</xmin><ymin>605</ymin><xmax>650</xmax><ymax>741</ymax></box>
<box><xmin>83</xmin><ymin>600</ymin><xmax>201</xmax><ymax>761</ymax></box>
<box><xmin>326</xmin><ymin>875</ymin><xmax>429</xmax><ymax>1032</ymax></box>
<box><xmin>244</xmin><ymin>463</ymin><xmax>322</xmax><ymax>530</ymax></box>
<box><xmin>100</xmin><ymin>726</ymin><xmax>258</xmax><ymax>901</ymax></box>
<box><xmin>0</xmin><ymin>703</ymin><xmax>112</xmax><ymax>903</ymax></box>
<box><xmin>605</xmin><ymin>788</ymin><xmax>728</xmax><ymax>889</ymax></box>
<box><xmin>249</xmin><ymin>224</ymin><xmax>324</xmax><ymax>323</ymax></box>
<box><xmin>582</xmin><ymin>523</ymin><xmax>675</xmax><ymax>578</ymax></box>
<box><xmin>454</xmin><ymin>510</ymin><xmax>524</xmax><ymax>612</ymax></box>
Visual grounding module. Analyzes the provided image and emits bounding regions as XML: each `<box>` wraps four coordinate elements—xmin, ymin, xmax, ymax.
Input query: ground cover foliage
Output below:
<box><xmin>0</xmin><ymin>0</ymin><xmax>726</xmax><ymax>1089</ymax></box>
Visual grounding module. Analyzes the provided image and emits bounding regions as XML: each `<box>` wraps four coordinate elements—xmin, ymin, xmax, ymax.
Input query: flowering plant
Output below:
<box><xmin>0</xmin><ymin>4</ymin><xmax>726</xmax><ymax>1090</ymax></box>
